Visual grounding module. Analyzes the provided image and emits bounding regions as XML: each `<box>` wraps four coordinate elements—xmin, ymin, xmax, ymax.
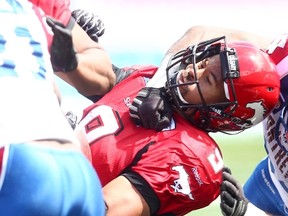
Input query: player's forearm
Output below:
<box><xmin>75</xmin><ymin>48</ymin><xmax>115</xmax><ymax>96</ymax></box>
<box><xmin>57</xmin><ymin>48</ymin><xmax>115</xmax><ymax>96</ymax></box>
<box><xmin>58</xmin><ymin>20</ymin><xmax>115</xmax><ymax>97</ymax></box>
<box><xmin>103</xmin><ymin>176</ymin><xmax>150</xmax><ymax>216</ymax></box>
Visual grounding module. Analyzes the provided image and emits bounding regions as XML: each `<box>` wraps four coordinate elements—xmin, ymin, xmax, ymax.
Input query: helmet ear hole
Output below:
<box><xmin>266</xmin><ymin>86</ymin><xmax>275</xmax><ymax>92</ymax></box>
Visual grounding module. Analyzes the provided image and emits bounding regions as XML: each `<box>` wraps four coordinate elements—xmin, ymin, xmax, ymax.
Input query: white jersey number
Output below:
<box><xmin>208</xmin><ymin>148</ymin><xmax>224</xmax><ymax>174</ymax></box>
<box><xmin>79</xmin><ymin>105</ymin><xmax>123</xmax><ymax>144</ymax></box>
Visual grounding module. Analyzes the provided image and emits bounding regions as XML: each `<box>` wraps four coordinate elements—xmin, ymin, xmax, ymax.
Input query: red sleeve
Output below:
<box><xmin>266</xmin><ymin>34</ymin><xmax>288</xmax><ymax>64</ymax></box>
<box><xmin>266</xmin><ymin>34</ymin><xmax>288</xmax><ymax>79</ymax></box>
<box><xmin>29</xmin><ymin>0</ymin><xmax>74</xmax><ymax>51</ymax></box>
<box><xmin>29</xmin><ymin>0</ymin><xmax>71</xmax><ymax>25</ymax></box>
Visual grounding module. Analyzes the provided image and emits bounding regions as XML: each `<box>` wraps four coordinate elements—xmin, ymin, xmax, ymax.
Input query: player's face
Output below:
<box><xmin>176</xmin><ymin>55</ymin><xmax>227</xmax><ymax>106</ymax></box>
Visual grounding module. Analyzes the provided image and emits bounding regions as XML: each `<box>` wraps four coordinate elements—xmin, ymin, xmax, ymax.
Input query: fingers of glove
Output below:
<box><xmin>129</xmin><ymin>87</ymin><xmax>168</xmax><ymax>129</ymax></box>
<box><xmin>153</xmin><ymin>100</ymin><xmax>173</xmax><ymax>131</ymax></box>
<box><xmin>46</xmin><ymin>16</ymin><xmax>65</xmax><ymax>30</ymax></box>
<box><xmin>220</xmin><ymin>201</ymin><xmax>236</xmax><ymax>216</ymax></box>
<box><xmin>137</xmin><ymin>88</ymin><xmax>150</xmax><ymax>98</ymax></box>
<box><xmin>129</xmin><ymin>99</ymin><xmax>144</xmax><ymax>126</ymax></box>
<box><xmin>139</xmin><ymin>98</ymin><xmax>163</xmax><ymax>128</ymax></box>
<box><xmin>129</xmin><ymin>108</ymin><xmax>141</xmax><ymax>122</ymax></box>
<box><xmin>222</xmin><ymin>174</ymin><xmax>246</xmax><ymax>203</ymax></box>
<box><xmin>143</xmin><ymin>110</ymin><xmax>161</xmax><ymax>129</ymax></box>
<box><xmin>138</xmin><ymin>105</ymin><xmax>158</xmax><ymax>129</ymax></box>
<box><xmin>52</xmin><ymin>24</ymin><xmax>72</xmax><ymax>41</ymax></box>
<box><xmin>72</xmin><ymin>9</ymin><xmax>94</xmax><ymax>29</ymax></box>
<box><xmin>154</xmin><ymin>116</ymin><xmax>171</xmax><ymax>131</ymax></box>
<box><xmin>72</xmin><ymin>9</ymin><xmax>105</xmax><ymax>38</ymax></box>
<box><xmin>223</xmin><ymin>166</ymin><xmax>232</xmax><ymax>174</ymax></box>
<box><xmin>47</xmin><ymin>21</ymin><xmax>72</xmax><ymax>45</ymax></box>
<box><xmin>232</xmin><ymin>200</ymin><xmax>247</xmax><ymax>216</ymax></box>
<box><xmin>221</xmin><ymin>189</ymin><xmax>237</xmax><ymax>207</ymax></box>
<box><xmin>139</xmin><ymin>101</ymin><xmax>170</xmax><ymax>131</ymax></box>
<box><xmin>222</xmin><ymin>170</ymin><xmax>240</xmax><ymax>188</ymax></box>
<box><xmin>221</xmin><ymin>179</ymin><xmax>239</xmax><ymax>199</ymax></box>
<box><xmin>130</xmin><ymin>114</ymin><xmax>143</xmax><ymax>126</ymax></box>
<box><xmin>46</xmin><ymin>16</ymin><xmax>57</xmax><ymax>29</ymax></box>
<box><xmin>87</xmin><ymin>33</ymin><xmax>99</xmax><ymax>43</ymax></box>
<box><xmin>158</xmin><ymin>102</ymin><xmax>173</xmax><ymax>121</ymax></box>
<box><xmin>71</xmin><ymin>9</ymin><xmax>86</xmax><ymax>22</ymax></box>
<box><xmin>220</xmin><ymin>189</ymin><xmax>238</xmax><ymax>216</ymax></box>
<box><xmin>85</xmin><ymin>16</ymin><xmax>103</xmax><ymax>35</ymax></box>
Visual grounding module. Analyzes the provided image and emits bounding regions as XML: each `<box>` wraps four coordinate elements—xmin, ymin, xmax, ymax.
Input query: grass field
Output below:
<box><xmin>186</xmin><ymin>124</ymin><xmax>266</xmax><ymax>216</ymax></box>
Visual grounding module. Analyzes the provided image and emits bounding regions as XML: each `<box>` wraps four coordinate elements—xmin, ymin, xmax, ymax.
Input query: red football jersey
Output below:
<box><xmin>29</xmin><ymin>0</ymin><xmax>71</xmax><ymax>24</ymax></box>
<box><xmin>266</xmin><ymin>34</ymin><xmax>288</xmax><ymax>78</ymax></box>
<box><xmin>28</xmin><ymin>0</ymin><xmax>72</xmax><ymax>49</ymax></box>
<box><xmin>78</xmin><ymin>65</ymin><xmax>223</xmax><ymax>215</ymax></box>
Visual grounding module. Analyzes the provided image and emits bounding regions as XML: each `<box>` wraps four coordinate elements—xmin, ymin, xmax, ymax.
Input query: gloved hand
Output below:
<box><xmin>129</xmin><ymin>87</ymin><xmax>173</xmax><ymax>131</ymax></box>
<box><xmin>220</xmin><ymin>167</ymin><xmax>248</xmax><ymax>216</ymax></box>
<box><xmin>71</xmin><ymin>9</ymin><xmax>105</xmax><ymax>42</ymax></box>
<box><xmin>46</xmin><ymin>17</ymin><xmax>78</xmax><ymax>72</ymax></box>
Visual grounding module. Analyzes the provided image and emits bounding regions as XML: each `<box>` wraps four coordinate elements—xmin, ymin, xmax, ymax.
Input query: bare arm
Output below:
<box><xmin>56</xmin><ymin>22</ymin><xmax>115</xmax><ymax>97</ymax></box>
<box><xmin>103</xmin><ymin>176</ymin><xmax>150</xmax><ymax>216</ymax></box>
<box><xmin>165</xmin><ymin>25</ymin><xmax>273</xmax><ymax>55</ymax></box>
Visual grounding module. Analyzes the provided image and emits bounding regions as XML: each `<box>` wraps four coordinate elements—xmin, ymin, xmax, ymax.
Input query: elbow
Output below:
<box><xmin>102</xmin><ymin>73</ymin><xmax>116</xmax><ymax>94</ymax></box>
<box><xmin>102</xmin><ymin>66</ymin><xmax>116</xmax><ymax>94</ymax></box>
<box><xmin>81</xmin><ymin>66</ymin><xmax>116</xmax><ymax>97</ymax></box>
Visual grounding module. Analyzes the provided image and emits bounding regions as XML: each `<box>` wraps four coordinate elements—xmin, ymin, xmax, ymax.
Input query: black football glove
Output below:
<box><xmin>129</xmin><ymin>87</ymin><xmax>173</xmax><ymax>132</ymax></box>
<box><xmin>71</xmin><ymin>9</ymin><xmax>105</xmax><ymax>43</ymax></box>
<box><xmin>46</xmin><ymin>17</ymin><xmax>78</xmax><ymax>72</ymax></box>
<box><xmin>220</xmin><ymin>167</ymin><xmax>248</xmax><ymax>216</ymax></box>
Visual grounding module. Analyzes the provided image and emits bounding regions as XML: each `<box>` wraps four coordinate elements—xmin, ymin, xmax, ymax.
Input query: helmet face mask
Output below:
<box><xmin>165</xmin><ymin>36</ymin><xmax>280</xmax><ymax>132</ymax></box>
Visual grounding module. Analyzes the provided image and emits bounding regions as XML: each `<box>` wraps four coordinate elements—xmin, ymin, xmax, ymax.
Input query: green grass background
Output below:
<box><xmin>186</xmin><ymin>124</ymin><xmax>266</xmax><ymax>216</ymax></box>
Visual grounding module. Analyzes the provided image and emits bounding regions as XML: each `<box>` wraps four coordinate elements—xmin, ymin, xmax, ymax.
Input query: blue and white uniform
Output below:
<box><xmin>244</xmin><ymin>34</ymin><xmax>288</xmax><ymax>216</ymax></box>
<box><xmin>0</xmin><ymin>1</ymin><xmax>104</xmax><ymax>215</ymax></box>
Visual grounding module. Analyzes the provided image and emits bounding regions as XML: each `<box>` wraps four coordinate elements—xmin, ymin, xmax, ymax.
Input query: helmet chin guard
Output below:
<box><xmin>165</xmin><ymin>36</ymin><xmax>280</xmax><ymax>133</ymax></box>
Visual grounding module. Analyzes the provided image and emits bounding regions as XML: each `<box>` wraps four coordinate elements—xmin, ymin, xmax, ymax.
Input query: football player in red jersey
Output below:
<box><xmin>72</xmin><ymin>11</ymin><xmax>280</xmax><ymax>215</ymax></box>
<box><xmin>169</xmin><ymin>26</ymin><xmax>288</xmax><ymax>216</ymax></box>
<box><xmin>73</xmin><ymin>38</ymin><xmax>279</xmax><ymax>215</ymax></box>
<box><xmin>130</xmin><ymin>25</ymin><xmax>286</xmax><ymax>216</ymax></box>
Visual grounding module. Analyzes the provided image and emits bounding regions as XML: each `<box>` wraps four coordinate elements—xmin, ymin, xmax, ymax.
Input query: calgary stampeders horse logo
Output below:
<box><xmin>231</xmin><ymin>101</ymin><xmax>267</xmax><ymax>130</ymax></box>
<box><xmin>170</xmin><ymin>165</ymin><xmax>194</xmax><ymax>200</ymax></box>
